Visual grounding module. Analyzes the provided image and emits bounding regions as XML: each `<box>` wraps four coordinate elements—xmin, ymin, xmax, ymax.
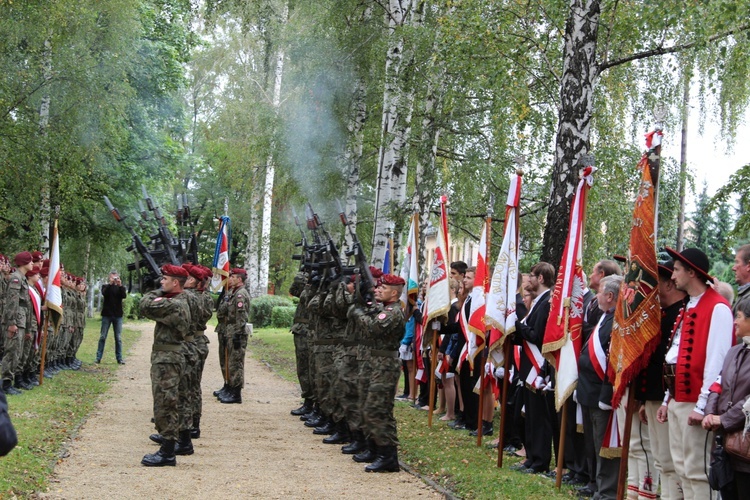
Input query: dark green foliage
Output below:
<box><xmin>123</xmin><ymin>293</ymin><xmax>143</xmax><ymax>320</ymax></box>
<box><xmin>270</xmin><ymin>305</ymin><xmax>295</xmax><ymax>328</ymax></box>
<box><xmin>248</xmin><ymin>294</ymin><xmax>294</xmax><ymax>327</ymax></box>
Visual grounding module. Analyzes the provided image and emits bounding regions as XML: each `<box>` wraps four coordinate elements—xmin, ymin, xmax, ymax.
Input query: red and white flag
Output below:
<box><xmin>485</xmin><ymin>172</ymin><xmax>522</xmax><ymax>366</ymax></box>
<box><xmin>542</xmin><ymin>166</ymin><xmax>596</xmax><ymax>410</ymax></box>
<box><xmin>466</xmin><ymin>221</ymin><xmax>490</xmax><ymax>367</ymax></box>
<box><xmin>45</xmin><ymin>219</ymin><xmax>63</xmax><ymax>333</ymax></box>
<box><xmin>399</xmin><ymin>214</ymin><xmax>420</xmax><ymax>309</ymax></box>
<box><xmin>211</xmin><ymin>215</ymin><xmax>231</xmax><ymax>292</ymax></box>
<box><xmin>425</xmin><ymin>197</ymin><xmax>451</xmax><ymax>323</ymax></box>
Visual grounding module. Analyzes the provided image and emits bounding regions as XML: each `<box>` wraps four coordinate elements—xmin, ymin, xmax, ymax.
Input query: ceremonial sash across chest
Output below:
<box><xmin>587</xmin><ymin>315</ymin><xmax>608</xmax><ymax>381</ymax></box>
<box><xmin>523</xmin><ymin>340</ymin><xmax>545</xmax><ymax>388</ymax></box>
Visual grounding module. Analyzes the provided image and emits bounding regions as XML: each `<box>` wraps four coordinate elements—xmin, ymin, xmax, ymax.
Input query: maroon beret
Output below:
<box><xmin>381</xmin><ymin>274</ymin><xmax>405</xmax><ymax>286</ymax></box>
<box><xmin>31</xmin><ymin>251</ymin><xmax>44</xmax><ymax>263</ymax></box>
<box><xmin>197</xmin><ymin>265</ymin><xmax>214</xmax><ymax>281</ymax></box>
<box><xmin>369</xmin><ymin>266</ymin><xmax>384</xmax><ymax>279</ymax></box>
<box><xmin>230</xmin><ymin>268</ymin><xmax>247</xmax><ymax>278</ymax></box>
<box><xmin>14</xmin><ymin>251</ymin><xmax>33</xmax><ymax>266</ymax></box>
<box><xmin>26</xmin><ymin>267</ymin><xmax>40</xmax><ymax>278</ymax></box>
<box><xmin>162</xmin><ymin>264</ymin><xmax>189</xmax><ymax>278</ymax></box>
<box><xmin>39</xmin><ymin>266</ymin><xmax>50</xmax><ymax>278</ymax></box>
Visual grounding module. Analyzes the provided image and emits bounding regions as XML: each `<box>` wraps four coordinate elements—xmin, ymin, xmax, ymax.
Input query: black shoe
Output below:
<box><xmin>323</xmin><ymin>425</ymin><xmax>351</xmax><ymax>444</ymax></box>
<box><xmin>353</xmin><ymin>447</ymin><xmax>376</xmax><ymax>463</ymax></box>
<box><xmin>191</xmin><ymin>417</ymin><xmax>200</xmax><ymax>439</ymax></box>
<box><xmin>95</xmin><ymin>359</ymin><xmax>101</xmax><ymax>364</ymax></box>
<box><xmin>576</xmin><ymin>485</ymin><xmax>595</xmax><ymax>498</ymax></box>
<box><xmin>313</xmin><ymin>420</ymin><xmax>336</xmax><ymax>435</ymax></box>
<box><xmin>509</xmin><ymin>463</ymin><xmax>529</xmax><ymax>472</ymax></box>
<box><xmin>3</xmin><ymin>380</ymin><xmax>20</xmax><ymax>396</ymax></box>
<box><xmin>291</xmin><ymin>399</ymin><xmax>313</xmax><ymax>416</ymax></box>
<box><xmin>117</xmin><ymin>360</ymin><xmax>125</xmax><ymax>365</ymax></box>
<box><xmin>219</xmin><ymin>386</ymin><xmax>242</xmax><ymax>404</ymax></box>
<box><xmin>17</xmin><ymin>376</ymin><xmax>33</xmax><ymax>391</ymax></box>
<box><xmin>175</xmin><ymin>430</ymin><xmax>194</xmax><ymax>456</ymax></box>
<box><xmin>470</xmin><ymin>421</ymin><xmax>494</xmax><ymax>437</ymax></box>
<box><xmin>522</xmin><ymin>467</ymin><xmax>547</xmax><ymax>474</ymax></box>
<box><xmin>29</xmin><ymin>373</ymin><xmax>40</xmax><ymax>386</ymax></box>
<box><xmin>12</xmin><ymin>379</ymin><xmax>25</xmax><ymax>392</ymax></box>
<box><xmin>365</xmin><ymin>446</ymin><xmax>400</xmax><ymax>473</ymax></box>
<box><xmin>448</xmin><ymin>418</ymin><xmax>466</xmax><ymax>429</ymax></box>
<box><xmin>342</xmin><ymin>432</ymin><xmax>367</xmax><ymax>454</ymax></box>
<box><xmin>304</xmin><ymin>413</ymin><xmax>324</xmax><ymax>428</ymax></box>
<box><xmin>149</xmin><ymin>433</ymin><xmax>165</xmax><ymax>445</ymax></box>
<box><xmin>141</xmin><ymin>441</ymin><xmax>176</xmax><ymax>467</ymax></box>
<box><xmin>44</xmin><ymin>368</ymin><xmax>53</xmax><ymax>379</ymax></box>
<box><xmin>213</xmin><ymin>384</ymin><xmax>227</xmax><ymax>398</ymax></box>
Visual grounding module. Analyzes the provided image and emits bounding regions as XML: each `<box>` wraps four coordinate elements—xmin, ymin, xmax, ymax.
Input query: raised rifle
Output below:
<box><xmin>141</xmin><ymin>185</ymin><xmax>181</xmax><ymax>265</ymax></box>
<box><xmin>336</xmin><ymin>200</ymin><xmax>375</xmax><ymax>302</ymax></box>
<box><xmin>305</xmin><ymin>202</ymin><xmax>353</xmax><ymax>282</ymax></box>
<box><xmin>103</xmin><ymin>196</ymin><xmax>162</xmax><ymax>290</ymax></box>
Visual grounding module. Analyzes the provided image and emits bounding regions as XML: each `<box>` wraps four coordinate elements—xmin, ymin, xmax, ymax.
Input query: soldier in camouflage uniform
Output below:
<box><xmin>186</xmin><ymin>265</ymin><xmax>214</xmax><ymax>437</ymax></box>
<box><xmin>350</xmin><ymin>273</ymin><xmax>405</xmax><ymax>473</ymax></box>
<box><xmin>68</xmin><ymin>278</ymin><xmax>87</xmax><ymax>369</ymax></box>
<box><xmin>139</xmin><ymin>265</ymin><xmax>191</xmax><ymax>467</ymax></box>
<box><xmin>320</xmin><ymin>278</ymin><xmax>356</xmax><ymax>445</ymax></box>
<box><xmin>0</xmin><ymin>255</ymin><xmax>11</xmax><ymax>359</ymax></box>
<box><xmin>289</xmin><ymin>272</ymin><xmax>314</xmax><ymax>417</ymax></box>
<box><xmin>304</xmin><ymin>282</ymin><xmax>334</xmax><ymax>432</ymax></box>
<box><xmin>215</xmin><ymin>268</ymin><xmax>250</xmax><ymax>404</ymax></box>
<box><xmin>2</xmin><ymin>252</ymin><xmax>34</xmax><ymax>395</ymax></box>
<box><xmin>17</xmin><ymin>267</ymin><xmax>42</xmax><ymax>390</ymax></box>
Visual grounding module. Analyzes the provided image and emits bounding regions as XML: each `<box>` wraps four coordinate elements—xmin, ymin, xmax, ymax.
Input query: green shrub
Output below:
<box><xmin>249</xmin><ymin>295</ymin><xmax>294</xmax><ymax>327</ymax></box>
<box><xmin>271</xmin><ymin>306</ymin><xmax>296</xmax><ymax>328</ymax></box>
<box><xmin>123</xmin><ymin>293</ymin><xmax>142</xmax><ymax>319</ymax></box>
<box><xmin>290</xmin><ymin>295</ymin><xmax>300</xmax><ymax>305</ymax></box>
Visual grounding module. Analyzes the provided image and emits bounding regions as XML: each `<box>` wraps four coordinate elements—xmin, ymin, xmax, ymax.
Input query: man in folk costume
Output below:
<box><xmin>635</xmin><ymin>260</ymin><xmax>686</xmax><ymax>500</ymax></box>
<box><xmin>657</xmin><ymin>247</ymin><xmax>733</xmax><ymax>500</ymax></box>
<box><xmin>577</xmin><ymin>274</ymin><xmax>623</xmax><ymax>499</ymax></box>
<box><xmin>509</xmin><ymin>261</ymin><xmax>554</xmax><ymax>474</ymax></box>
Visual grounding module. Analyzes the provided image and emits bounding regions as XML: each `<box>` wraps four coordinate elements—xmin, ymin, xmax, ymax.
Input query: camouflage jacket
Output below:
<box><xmin>184</xmin><ymin>288</ymin><xmax>214</xmax><ymax>337</ymax></box>
<box><xmin>322</xmin><ymin>281</ymin><xmax>348</xmax><ymax>340</ymax></box>
<box><xmin>1</xmin><ymin>270</ymin><xmax>29</xmax><ymax>330</ymax></box>
<box><xmin>139</xmin><ymin>290</ymin><xmax>191</xmax><ymax>363</ymax></box>
<box><xmin>217</xmin><ymin>285</ymin><xmax>250</xmax><ymax>339</ymax></box>
<box><xmin>350</xmin><ymin>300</ymin><xmax>405</xmax><ymax>352</ymax></box>
<box><xmin>291</xmin><ymin>284</ymin><xmax>313</xmax><ymax>335</ymax></box>
<box><xmin>306</xmin><ymin>287</ymin><xmax>327</xmax><ymax>342</ymax></box>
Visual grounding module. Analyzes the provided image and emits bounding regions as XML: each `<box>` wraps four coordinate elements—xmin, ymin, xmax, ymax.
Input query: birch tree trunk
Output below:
<box><xmin>540</xmin><ymin>0</ymin><xmax>600</xmax><ymax>268</ymax></box>
<box><xmin>246</xmin><ymin>182</ymin><xmax>262</xmax><ymax>295</ymax></box>
<box><xmin>38</xmin><ymin>38</ymin><xmax>53</xmax><ymax>254</ymax></box>
<box><xmin>371</xmin><ymin>0</ymin><xmax>414</xmax><ymax>267</ymax></box>
<box><xmin>257</xmin><ymin>1</ymin><xmax>288</xmax><ymax>297</ymax></box>
<box><xmin>343</xmin><ymin>76</ymin><xmax>367</xmax><ymax>250</ymax></box>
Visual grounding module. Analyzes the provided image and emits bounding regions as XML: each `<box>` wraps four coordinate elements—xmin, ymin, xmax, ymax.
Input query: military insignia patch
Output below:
<box><xmin>12</xmin><ymin>278</ymin><xmax>19</xmax><ymax>284</ymax></box>
<box><xmin>154</xmin><ymin>297</ymin><xmax>163</xmax><ymax>302</ymax></box>
<box><xmin>238</xmin><ymin>302</ymin><xmax>243</xmax><ymax>308</ymax></box>
<box><xmin>377</xmin><ymin>313</ymin><xmax>386</xmax><ymax>320</ymax></box>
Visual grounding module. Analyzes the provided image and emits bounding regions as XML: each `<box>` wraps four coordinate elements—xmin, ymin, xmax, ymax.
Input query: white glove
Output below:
<box><xmin>399</xmin><ymin>344</ymin><xmax>408</xmax><ymax>356</ymax></box>
<box><xmin>534</xmin><ymin>376</ymin><xmax>545</xmax><ymax>389</ymax></box>
<box><xmin>431</xmin><ymin>320</ymin><xmax>441</xmax><ymax>331</ymax></box>
<box><xmin>485</xmin><ymin>362</ymin><xmax>493</xmax><ymax>377</ymax></box>
<box><xmin>494</xmin><ymin>367</ymin><xmax>506</xmax><ymax>379</ymax></box>
<box><xmin>572</xmin><ymin>390</ymin><xmax>578</xmax><ymax>403</ymax></box>
<box><xmin>598</xmin><ymin>401</ymin><xmax>613</xmax><ymax>411</ymax></box>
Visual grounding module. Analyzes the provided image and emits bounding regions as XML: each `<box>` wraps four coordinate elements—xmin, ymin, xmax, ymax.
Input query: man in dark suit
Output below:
<box><xmin>510</xmin><ymin>262</ymin><xmax>555</xmax><ymax>474</ymax></box>
<box><xmin>577</xmin><ymin>274</ymin><xmax>624</xmax><ymax>499</ymax></box>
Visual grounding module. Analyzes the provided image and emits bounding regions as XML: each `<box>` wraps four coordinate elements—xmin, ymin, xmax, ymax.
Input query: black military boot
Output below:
<box><xmin>44</xmin><ymin>364</ymin><xmax>54</xmax><ymax>378</ymax></box>
<box><xmin>219</xmin><ymin>386</ymin><xmax>242</xmax><ymax>404</ymax></box>
<box><xmin>18</xmin><ymin>373</ymin><xmax>33</xmax><ymax>391</ymax></box>
<box><xmin>323</xmin><ymin>421</ymin><xmax>351</xmax><ymax>444</ymax></box>
<box><xmin>149</xmin><ymin>433</ymin><xmax>165</xmax><ymax>444</ymax></box>
<box><xmin>213</xmin><ymin>383</ymin><xmax>228</xmax><ymax>398</ymax></box>
<box><xmin>313</xmin><ymin>417</ymin><xmax>336</xmax><ymax>435</ymax></box>
<box><xmin>353</xmin><ymin>440</ymin><xmax>377</xmax><ymax>463</ymax></box>
<box><xmin>365</xmin><ymin>445</ymin><xmax>400</xmax><ymax>473</ymax></box>
<box><xmin>28</xmin><ymin>371</ymin><xmax>40</xmax><ymax>387</ymax></box>
<box><xmin>141</xmin><ymin>440</ymin><xmax>177</xmax><ymax>467</ymax></box>
<box><xmin>342</xmin><ymin>430</ymin><xmax>367</xmax><ymax>454</ymax></box>
<box><xmin>304</xmin><ymin>410</ymin><xmax>325</xmax><ymax>427</ymax></box>
<box><xmin>175</xmin><ymin>430</ymin><xmax>194</xmax><ymax>456</ymax></box>
<box><xmin>3</xmin><ymin>379</ymin><xmax>20</xmax><ymax>396</ymax></box>
<box><xmin>12</xmin><ymin>377</ymin><xmax>25</xmax><ymax>392</ymax></box>
<box><xmin>291</xmin><ymin>398</ymin><xmax>313</xmax><ymax>416</ymax></box>
<box><xmin>300</xmin><ymin>405</ymin><xmax>318</xmax><ymax>422</ymax></box>
<box><xmin>71</xmin><ymin>358</ymin><xmax>81</xmax><ymax>370</ymax></box>
<box><xmin>191</xmin><ymin>416</ymin><xmax>201</xmax><ymax>439</ymax></box>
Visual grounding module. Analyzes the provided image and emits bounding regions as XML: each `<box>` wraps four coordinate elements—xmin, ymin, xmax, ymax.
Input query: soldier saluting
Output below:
<box><xmin>139</xmin><ymin>265</ymin><xmax>191</xmax><ymax>467</ymax></box>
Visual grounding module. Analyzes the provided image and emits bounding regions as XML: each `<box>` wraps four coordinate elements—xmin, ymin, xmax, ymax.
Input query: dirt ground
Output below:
<box><xmin>43</xmin><ymin>322</ymin><xmax>440</xmax><ymax>499</ymax></box>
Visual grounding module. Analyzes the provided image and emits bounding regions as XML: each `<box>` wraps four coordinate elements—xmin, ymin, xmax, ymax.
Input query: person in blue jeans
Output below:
<box><xmin>97</xmin><ymin>271</ymin><xmax>127</xmax><ymax>364</ymax></box>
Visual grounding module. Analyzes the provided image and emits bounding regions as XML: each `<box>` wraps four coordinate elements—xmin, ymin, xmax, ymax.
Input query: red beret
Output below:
<box><xmin>39</xmin><ymin>267</ymin><xmax>50</xmax><ymax>278</ymax></box>
<box><xmin>230</xmin><ymin>268</ymin><xmax>247</xmax><ymax>278</ymax></box>
<box><xmin>197</xmin><ymin>265</ymin><xmax>214</xmax><ymax>281</ymax></box>
<box><xmin>31</xmin><ymin>251</ymin><xmax>44</xmax><ymax>263</ymax></box>
<box><xmin>14</xmin><ymin>251</ymin><xmax>33</xmax><ymax>266</ymax></box>
<box><xmin>26</xmin><ymin>267</ymin><xmax>40</xmax><ymax>278</ymax></box>
<box><xmin>369</xmin><ymin>266</ymin><xmax>384</xmax><ymax>279</ymax></box>
<box><xmin>161</xmin><ymin>264</ymin><xmax>189</xmax><ymax>278</ymax></box>
<box><xmin>381</xmin><ymin>274</ymin><xmax>405</xmax><ymax>286</ymax></box>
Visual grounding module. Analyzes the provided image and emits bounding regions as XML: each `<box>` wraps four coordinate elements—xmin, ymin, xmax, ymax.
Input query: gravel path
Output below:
<box><xmin>44</xmin><ymin>322</ymin><xmax>439</xmax><ymax>499</ymax></box>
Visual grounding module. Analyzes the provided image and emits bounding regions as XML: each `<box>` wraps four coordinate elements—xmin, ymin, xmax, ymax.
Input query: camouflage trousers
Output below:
<box><xmin>179</xmin><ymin>341</ymin><xmax>199</xmax><ymax>431</ymax></box>
<box><xmin>293</xmin><ymin>332</ymin><xmax>313</xmax><ymax>400</ymax></box>
<box><xmin>58</xmin><ymin>326</ymin><xmax>73</xmax><ymax>362</ymax></box>
<box><xmin>66</xmin><ymin>326</ymin><xmax>84</xmax><ymax>359</ymax></box>
<box><xmin>361</xmin><ymin>356</ymin><xmax>400</xmax><ymax>447</ymax></box>
<box><xmin>192</xmin><ymin>335</ymin><xmax>209</xmax><ymax>422</ymax></box>
<box><xmin>312</xmin><ymin>345</ymin><xmax>336</xmax><ymax>417</ymax></box>
<box><xmin>1</xmin><ymin>328</ymin><xmax>25</xmax><ymax>382</ymax></box>
<box><xmin>151</xmin><ymin>355</ymin><xmax>185</xmax><ymax>442</ymax></box>
<box><xmin>20</xmin><ymin>331</ymin><xmax>35</xmax><ymax>373</ymax></box>
<box><xmin>227</xmin><ymin>335</ymin><xmax>247</xmax><ymax>388</ymax></box>
<box><xmin>217</xmin><ymin>331</ymin><xmax>227</xmax><ymax>383</ymax></box>
<box><xmin>332</xmin><ymin>345</ymin><xmax>358</xmax><ymax>425</ymax></box>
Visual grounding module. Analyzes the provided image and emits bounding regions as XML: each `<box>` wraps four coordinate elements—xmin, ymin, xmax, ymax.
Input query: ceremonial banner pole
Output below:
<box><xmin>613</xmin><ymin>115</ymin><xmax>664</xmax><ymax>500</ymax></box>
<box><xmin>476</xmin><ymin>208</ymin><xmax>492</xmax><ymax>447</ymax></box>
<box><xmin>40</xmin><ymin>209</ymin><xmax>63</xmax><ymax>386</ymax></box>
<box><xmin>38</xmin><ymin>315</ymin><xmax>49</xmax><ymax>386</ymax></box>
<box><xmin>428</xmin><ymin>329</ymin><xmax>438</xmax><ymax>427</ymax></box>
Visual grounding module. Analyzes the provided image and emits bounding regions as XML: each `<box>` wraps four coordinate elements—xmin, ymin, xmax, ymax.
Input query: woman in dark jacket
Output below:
<box><xmin>703</xmin><ymin>299</ymin><xmax>750</xmax><ymax>499</ymax></box>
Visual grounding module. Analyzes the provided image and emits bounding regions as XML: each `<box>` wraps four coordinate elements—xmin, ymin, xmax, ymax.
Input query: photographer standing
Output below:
<box><xmin>96</xmin><ymin>271</ymin><xmax>127</xmax><ymax>364</ymax></box>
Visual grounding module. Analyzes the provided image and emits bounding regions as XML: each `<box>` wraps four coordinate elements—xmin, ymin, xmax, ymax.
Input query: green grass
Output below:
<box><xmin>0</xmin><ymin>317</ymin><xmax>141</xmax><ymax>497</ymax></box>
<box><xmin>247</xmin><ymin>329</ymin><xmax>575</xmax><ymax>499</ymax></box>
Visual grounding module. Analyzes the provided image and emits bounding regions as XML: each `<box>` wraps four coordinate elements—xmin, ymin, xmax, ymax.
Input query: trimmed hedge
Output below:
<box><xmin>271</xmin><ymin>306</ymin><xmax>296</xmax><ymax>328</ymax></box>
<box><xmin>123</xmin><ymin>293</ymin><xmax>142</xmax><ymax>320</ymax></box>
<box><xmin>249</xmin><ymin>295</ymin><xmax>294</xmax><ymax>327</ymax></box>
